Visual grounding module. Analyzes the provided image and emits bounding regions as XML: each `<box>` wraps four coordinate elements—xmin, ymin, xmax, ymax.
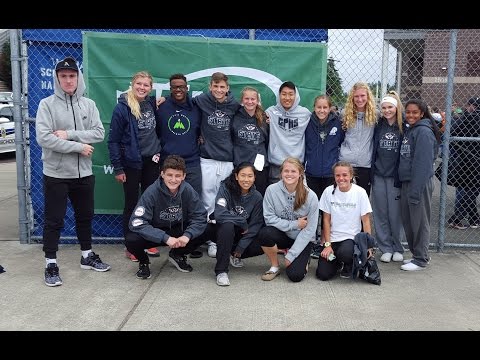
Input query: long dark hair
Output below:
<box><xmin>223</xmin><ymin>162</ymin><xmax>256</xmax><ymax>200</ymax></box>
<box><xmin>405</xmin><ymin>99</ymin><xmax>442</xmax><ymax>144</ymax></box>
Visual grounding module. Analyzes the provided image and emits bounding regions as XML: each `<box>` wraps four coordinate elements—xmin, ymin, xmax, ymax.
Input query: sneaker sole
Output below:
<box><xmin>146</xmin><ymin>252</ymin><xmax>160</xmax><ymax>257</ymax></box>
<box><xmin>216</xmin><ymin>279</ymin><xmax>230</xmax><ymax>286</ymax></box>
<box><xmin>401</xmin><ymin>265</ymin><xmax>426</xmax><ymax>271</ymax></box>
<box><xmin>403</xmin><ymin>257</ymin><xmax>431</xmax><ymax>265</ymax></box>
<box><xmin>261</xmin><ymin>271</ymin><xmax>280</xmax><ymax>281</ymax></box>
<box><xmin>80</xmin><ymin>264</ymin><xmax>111</xmax><ymax>272</ymax></box>
<box><xmin>125</xmin><ymin>253</ymin><xmax>139</xmax><ymax>262</ymax></box>
<box><xmin>168</xmin><ymin>257</ymin><xmax>192</xmax><ymax>273</ymax></box>
<box><xmin>45</xmin><ymin>281</ymin><xmax>62</xmax><ymax>287</ymax></box>
<box><xmin>136</xmin><ymin>274</ymin><xmax>152</xmax><ymax>279</ymax></box>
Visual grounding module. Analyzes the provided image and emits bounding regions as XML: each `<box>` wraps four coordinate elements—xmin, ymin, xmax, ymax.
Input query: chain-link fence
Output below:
<box><xmin>9</xmin><ymin>29</ymin><xmax>480</xmax><ymax>249</ymax></box>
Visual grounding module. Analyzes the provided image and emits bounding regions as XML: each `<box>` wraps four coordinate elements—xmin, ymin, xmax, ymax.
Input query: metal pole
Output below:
<box><xmin>380</xmin><ymin>39</ymin><xmax>389</xmax><ymax>98</ymax></box>
<box><xmin>9</xmin><ymin>29</ymin><xmax>28</xmax><ymax>243</ymax></box>
<box><xmin>20</xmin><ymin>31</ymin><xmax>34</xmax><ymax>242</ymax></box>
<box><xmin>437</xmin><ymin>29</ymin><xmax>458</xmax><ymax>252</ymax></box>
<box><xmin>248</xmin><ymin>29</ymin><xmax>255</xmax><ymax>40</ymax></box>
<box><xmin>396</xmin><ymin>51</ymin><xmax>402</xmax><ymax>95</ymax></box>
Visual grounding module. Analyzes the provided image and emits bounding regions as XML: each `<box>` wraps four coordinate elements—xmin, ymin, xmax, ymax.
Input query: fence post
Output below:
<box><xmin>9</xmin><ymin>29</ymin><xmax>29</xmax><ymax>244</ymax></box>
<box><xmin>248</xmin><ymin>29</ymin><xmax>255</xmax><ymax>40</ymax></box>
<box><xmin>437</xmin><ymin>29</ymin><xmax>458</xmax><ymax>252</ymax></box>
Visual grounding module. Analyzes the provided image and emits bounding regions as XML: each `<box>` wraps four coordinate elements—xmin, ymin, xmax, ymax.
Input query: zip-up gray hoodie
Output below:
<box><xmin>265</xmin><ymin>89</ymin><xmax>311</xmax><ymax>166</ymax></box>
<box><xmin>263</xmin><ymin>181</ymin><xmax>319</xmax><ymax>263</ymax></box>
<box><xmin>36</xmin><ymin>66</ymin><xmax>105</xmax><ymax>178</ymax></box>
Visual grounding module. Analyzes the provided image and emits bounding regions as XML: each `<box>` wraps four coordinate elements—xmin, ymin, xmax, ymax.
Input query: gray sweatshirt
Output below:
<box><xmin>265</xmin><ymin>89</ymin><xmax>311</xmax><ymax>166</ymax></box>
<box><xmin>36</xmin><ymin>66</ymin><xmax>105</xmax><ymax>178</ymax></box>
<box><xmin>339</xmin><ymin>110</ymin><xmax>378</xmax><ymax>168</ymax></box>
<box><xmin>263</xmin><ymin>181</ymin><xmax>319</xmax><ymax>263</ymax></box>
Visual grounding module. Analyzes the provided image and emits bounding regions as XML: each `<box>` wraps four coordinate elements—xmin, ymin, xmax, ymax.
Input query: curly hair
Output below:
<box><xmin>342</xmin><ymin>82</ymin><xmax>377</xmax><ymax>130</ymax></box>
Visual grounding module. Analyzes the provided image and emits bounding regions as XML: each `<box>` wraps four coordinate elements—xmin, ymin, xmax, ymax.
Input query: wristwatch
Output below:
<box><xmin>323</xmin><ymin>242</ymin><xmax>331</xmax><ymax>248</ymax></box>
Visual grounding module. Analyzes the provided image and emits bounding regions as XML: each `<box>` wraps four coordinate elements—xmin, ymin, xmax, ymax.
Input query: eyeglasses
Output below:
<box><xmin>170</xmin><ymin>85</ymin><xmax>187</xmax><ymax>91</ymax></box>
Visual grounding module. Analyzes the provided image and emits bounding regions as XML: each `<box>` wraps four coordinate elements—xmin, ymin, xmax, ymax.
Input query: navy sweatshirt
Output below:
<box><xmin>157</xmin><ymin>95</ymin><xmax>201</xmax><ymax>167</ymax></box>
<box><xmin>304</xmin><ymin>111</ymin><xmax>345</xmax><ymax>177</ymax></box>
<box><xmin>232</xmin><ymin>106</ymin><xmax>269</xmax><ymax>167</ymax></box>
<box><xmin>108</xmin><ymin>94</ymin><xmax>161</xmax><ymax>175</ymax></box>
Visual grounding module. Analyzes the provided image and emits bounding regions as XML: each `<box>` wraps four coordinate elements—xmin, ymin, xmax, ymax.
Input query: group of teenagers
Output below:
<box><xmin>35</xmin><ymin>56</ymin><xmax>441</xmax><ymax>287</ymax></box>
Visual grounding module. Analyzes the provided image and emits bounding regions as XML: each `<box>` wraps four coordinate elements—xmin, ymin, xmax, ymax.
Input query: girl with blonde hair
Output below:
<box><xmin>108</xmin><ymin>71</ymin><xmax>162</xmax><ymax>261</ymax></box>
<box><xmin>339</xmin><ymin>82</ymin><xmax>380</xmax><ymax>196</ymax></box>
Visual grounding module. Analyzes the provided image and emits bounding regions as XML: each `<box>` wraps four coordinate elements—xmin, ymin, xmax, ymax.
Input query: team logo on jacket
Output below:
<box><xmin>159</xmin><ymin>205</ymin><xmax>183</xmax><ymax>221</ymax></box>
<box><xmin>329</xmin><ymin>127</ymin><xmax>338</xmax><ymax>136</ymax></box>
<box><xmin>231</xmin><ymin>205</ymin><xmax>248</xmax><ymax>218</ymax></box>
<box><xmin>168</xmin><ymin>113</ymin><xmax>191</xmax><ymax>135</ymax></box>
<box><xmin>134</xmin><ymin>206</ymin><xmax>145</xmax><ymax>216</ymax></box>
<box><xmin>380</xmin><ymin>132</ymin><xmax>399</xmax><ymax>151</ymax></box>
<box><xmin>208</xmin><ymin>110</ymin><xmax>230</xmax><ymax>130</ymax></box>
<box><xmin>238</xmin><ymin>124</ymin><xmax>261</xmax><ymax>144</ymax></box>
<box><xmin>280</xmin><ymin>203</ymin><xmax>296</xmax><ymax>220</ymax></box>
<box><xmin>278</xmin><ymin>117</ymin><xmax>298</xmax><ymax>132</ymax></box>
<box><xmin>131</xmin><ymin>218</ymin><xmax>143</xmax><ymax>227</ymax></box>
<box><xmin>400</xmin><ymin>137</ymin><xmax>411</xmax><ymax>157</ymax></box>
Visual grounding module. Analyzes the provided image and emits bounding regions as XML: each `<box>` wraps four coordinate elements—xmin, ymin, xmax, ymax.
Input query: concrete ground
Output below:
<box><xmin>1</xmin><ymin>153</ymin><xmax>480</xmax><ymax>331</ymax></box>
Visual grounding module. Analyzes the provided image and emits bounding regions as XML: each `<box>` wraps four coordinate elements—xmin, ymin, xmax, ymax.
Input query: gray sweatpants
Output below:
<box><xmin>371</xmin><ymin>175</ymin><xmax>405</xmax><ymax>254</ymax></box>
<box><xmin>399</xmin><ymin>178</ymin><xmax>434</xmax><ymax>267</ymax></box>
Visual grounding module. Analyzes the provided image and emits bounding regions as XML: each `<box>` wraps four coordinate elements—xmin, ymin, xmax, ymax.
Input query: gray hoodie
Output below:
<box><xmin>35</xmin><ymin>66</ymin><xmax>105</xmax><ymax>178</ymax></box>
<box><xmin>265</xmin><ymin>89</ymin><xmax>311</xmax><ymax>166</ymax></box>
<box><xmin>263</xmin><ymin>181</ymin><xmax>319</xmax><ymax>263</ymax></box>
<box><xmin>398</xmin><ymin>119</ymin><xmax>437</xmax><ymax>205</ymax></box>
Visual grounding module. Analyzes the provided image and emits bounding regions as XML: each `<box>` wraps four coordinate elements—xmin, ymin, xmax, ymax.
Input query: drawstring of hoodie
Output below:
<box><xmin>63</xmin><ymin>92</ymin><xmax>82</xmax><ymax>111</ymax></box>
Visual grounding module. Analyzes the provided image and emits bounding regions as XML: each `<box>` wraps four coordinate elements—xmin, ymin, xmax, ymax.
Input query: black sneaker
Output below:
<box><xmin>168</xmin><ymin>253</ymin><xmax>193</xmax><ymax>272</ymax></box>
<box><xmin>44</xmin><ymin>263</ymin><xmax>62</xmax><ymax>287</ymax></box>
<box><xmin>189</xmin><ymin>250</ymin><xmax>203</xmax><ymax>259</ymax></box>
<box><xmin>80</xmin><ymin>252</ymin><xmax>111</xmax><ymax>272</ymax></box>
<box><xmin>310</xmin><ymin>242</ymin><xmax>321</xmax><ymax>259</ymax></box>
<box><xmin>340</xmin><ymin>266</ymin><xmax>352</xmax><ymax>279</ymax></box>
<box><xmin>136</xmin><ymin>263</ymin><xmax>151</xmax><ymax>279</ymax></box>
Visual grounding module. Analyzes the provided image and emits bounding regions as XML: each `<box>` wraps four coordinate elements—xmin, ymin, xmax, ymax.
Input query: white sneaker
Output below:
<box><xmin>403</xmin><ymin>257</ymin><xmax>430</xmax><ymax>265</ymax></box>
<box><xmin>216</xmin><ymin>272</ymin><xmax>230</xmax><ymax>286</ymax></box>
<box><xmin>380</xmin><ymin>252</ymin><xmax>392</xmax><ymax>263</ymax></box>
<box><xmin>400</xmin><ymin>262</ymin><xmax>425</xmax><ymax>271</ymax></box>
<box><xmin>392</xmin><ymin>252</ymin><xmax>404</xmax><ymax>262</ymax></box>
<box><xmin>208</xmin><ymin>242</ymin><xmax>217</xmax><ymax>258</ymax></box>
<box><xmin>229</xmin><ymin>255</ymin><xmax>244</xmax><ymax>268</ymax></box>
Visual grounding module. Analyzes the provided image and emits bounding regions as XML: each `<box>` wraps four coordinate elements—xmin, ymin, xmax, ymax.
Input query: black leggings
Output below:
<box><xmin>210</xmin><ymin>222</ymin><xmax>264</xmax><ymax>275</ymax></box>
<box><xmin>257</xmin><ymin>226</ymin><xmax>313</xmax><ymax>283</ymax></box>
<box><xmin>316</xmin><ymin>239</ymin><xmax>354</xmax><ymax>281</ymax></box>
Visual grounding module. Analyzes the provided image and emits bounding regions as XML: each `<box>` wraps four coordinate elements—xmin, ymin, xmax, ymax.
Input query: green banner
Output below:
<box><xmin>83</xmin><ymin>31</ymin><xmax>327</xmax><ymax>214</ymax></box>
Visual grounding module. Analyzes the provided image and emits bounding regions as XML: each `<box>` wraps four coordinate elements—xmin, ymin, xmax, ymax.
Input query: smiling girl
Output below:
<box><xmin>398</xmin><ymin>99</ymin><xmax>441</xmax><ymax>271</ymax></box>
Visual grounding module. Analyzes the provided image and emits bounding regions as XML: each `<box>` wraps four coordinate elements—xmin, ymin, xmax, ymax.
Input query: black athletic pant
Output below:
<box><xmin>42</xmin><ymin>175</ymin><xmax>95</xmax><ymax>259</ymax></box>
